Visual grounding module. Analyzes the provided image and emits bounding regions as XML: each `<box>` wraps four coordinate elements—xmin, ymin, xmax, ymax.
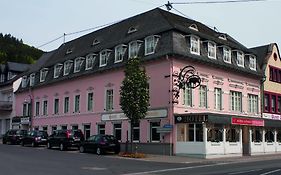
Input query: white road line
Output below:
<box><xmin>81</xmin><ymin>167</ymin><xmax>107</xmax><ymax>171</ymax></box>
<box><xmin>260</xmin><ymin>169</ymin><xmax>281</xmax><ymax>175</ymax></box>
<box><xmin>228</xmin><ymin>169</ymin><xmax>263</xmax><ymax>175</ymax></box>
<box><xmin>122</xmin><ymin>162</ymin><xmax>232</xmax><ymax>175</ymax></box>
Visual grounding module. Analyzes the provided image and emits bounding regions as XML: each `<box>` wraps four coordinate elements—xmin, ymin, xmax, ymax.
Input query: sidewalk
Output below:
<box><xmin>139</xmin><ymin>153</ymin><xmax>281</xmax><ymax>164</ymax></box>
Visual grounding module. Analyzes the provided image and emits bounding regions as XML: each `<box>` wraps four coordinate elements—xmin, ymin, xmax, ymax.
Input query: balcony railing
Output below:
<box><xmin>0</xmin><ymin>101</ymin><xmax>13</xmax><ymax>111</ymax></box>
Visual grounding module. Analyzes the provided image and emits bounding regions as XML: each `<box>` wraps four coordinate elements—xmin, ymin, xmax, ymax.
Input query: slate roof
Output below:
<box><xmin>18</xmin><ymin>8</ymin><xmax>262</xmax><ymax>91</ymax></box>
<box><xmin>7</xmin><ymin>62</ymin><xmax>31</xmax><ymax>72</ymax></box>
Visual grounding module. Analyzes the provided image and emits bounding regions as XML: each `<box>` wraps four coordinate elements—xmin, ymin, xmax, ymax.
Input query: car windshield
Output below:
<box><xmin>37</xmin><ymin>131</ymin><xmax>48</xmax><ymax>137</ymax></box>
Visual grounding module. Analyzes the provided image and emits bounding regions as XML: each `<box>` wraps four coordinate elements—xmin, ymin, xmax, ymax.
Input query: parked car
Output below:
<box><xmin>79</xmin><ymin>134</ymin><xmax>120</xmax><ymax>155</ymax></box>
<box><xmin>21</xmin><ymin>130</ymin><xmax>48</xmax><ymax>147</ymax></box>
<box><xmin>2</xmin><ymin>129</ymin><xmax>28</xmax><ymax>145</ymax></box>
<box><xmin>47</xmin><ymin>129</ymin><xmax>85</xmax><ymax>151</ymax></box>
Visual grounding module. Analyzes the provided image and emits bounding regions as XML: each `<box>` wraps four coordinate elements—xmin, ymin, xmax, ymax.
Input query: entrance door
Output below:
<box><xmin>242</xmin><ymin>126</ymin><xmax>250</xmax><ymax>156</ymax></box>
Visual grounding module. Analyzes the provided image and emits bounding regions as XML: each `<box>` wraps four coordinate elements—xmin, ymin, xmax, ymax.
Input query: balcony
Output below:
<box><xmin>0</xmin><ymin>101</ymin><xmax>13</xmax><ymax>111</ymax></box>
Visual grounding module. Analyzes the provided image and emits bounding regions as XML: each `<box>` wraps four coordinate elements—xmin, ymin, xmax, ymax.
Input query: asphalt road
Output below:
<box><xmin>1</xmin><ymin>143</ymin><xmax>281</xmax><ymax>175</ymax></box>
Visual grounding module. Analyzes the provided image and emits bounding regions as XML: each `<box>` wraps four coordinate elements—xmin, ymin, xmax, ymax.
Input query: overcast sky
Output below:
<box><xmin>1</xmin><ymin>0</ymin><xmax>280</xmax><ymax>52</ymax></box>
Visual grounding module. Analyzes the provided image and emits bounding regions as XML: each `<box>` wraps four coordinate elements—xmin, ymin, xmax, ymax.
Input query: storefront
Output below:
<box><xmin>11</xmin><ymin>116</ymin><xmax>30</xmax><ymax>130</ymax></box>
<box><xmin>175</xmin><ymin>113</ymin><xmax>281</xmax><ymax>158</ymax></box>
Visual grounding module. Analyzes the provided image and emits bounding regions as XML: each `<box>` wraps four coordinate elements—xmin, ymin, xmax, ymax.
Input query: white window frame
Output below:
<box><xmin>115</xmin><ymin>44</ymin><xmax>127</xmax><ymax>63</ymax></box>
<box><xmin>85</xmin><ymin>53</ymin><xmax>96</xmax><ymax>70</ymax></box>
<box><xmin>236</xmin><ymin>51</ymin><xmax>244</xmax><ymax>67</ymax></box>
<box><xmin>54</xmin><ymin>63</ymin><xmax>63</xmax><ymax>78</ymax></box>
<box><xmin>207</xmin><ymin>41</ymin><xmax>216</xmax><ymax>59</ymax></box>
<box><xmin>145</xmin><ymin>35</ymin><xmax>160</xmax><ymax>55</ymax></box>
<box><xmin>22</xmin><ymin>76</ymin><xmax>27</xmax><ymax>88</ymax></box>
<box><xmin>105</xmin><ymin>89</ymin><xmax>114</xmax><ymax>111</ymax></box>
<box><xmin>35</xmin><ymin>101</ymin><xmax>40</xmax><ymax>116</ymax></box>
<box><xmin>248</xmin><ymin>94</ymin><xmax>258</xmax><ymax>114</ymax></box>
<box><xmin>199</xmin><ymin>85</ymin><xmax>207</xmax><ymax>108</ymax></box>
<box><xmin>74</xmin><ymin>57</ymin><xmax>85</xmax><ymax>73</ymax></box>
<box><xmin>40</xmin><ymin>68</ymin><xmax>48</xmax><ymax>82</ymax></box>
<box><xmin>183</xmin><ymin>85</ymin><xmax>193</xmax><ymax>107</ymax></box>
<box><xmin>42</xmin><ymin>100</ymin><xmax>48</xmax><ymax>116</ymax></box>
<box><xmin>99</xmin><ymin>49</ymin><xmax>111</xmax><ymax>67</ymax></box>
<box><xmin>214</xmin><ymin>88</ymin><xmax>222</xmax><ymax>110</ymax></box>
<box><xmin>74</xmin><ymin>94</ymin><xmax>80</xmax><ymax>113</ymax></box>
<box><xmin>54</xmin><ymin>98</ymin><xmax>59</xmax><ymax>115</ymax></box>
<box><xmin>230</xmin><ymin>91</ymin><xmax>242</xmax><ymax>112</ymax></box>
<box><xmin>223</xmin><ymin>46</ymin><xmax>231</xmax><ymax>63</ymax></box>
<box><xmin>129</xmin><ymin>40</ymin><xmax>142</xmax><ymax>58</ymax></box>
<box><xmin>190</xmin><ymin>35</ymin><xmax>200</xmax><ymax>55</ymax></box>
<box><xmin>249</xmin><ymin>55</ymin><xmax>257</xmax><ymax>71</ymax></box>
<box><xmin>64</xmin><ymin>96</ymin><xmax>69</xmax><ymax>114</ymax></box>
<box><xmin>87</xmin><ymin>92</ymin><xmax>94</xmax><ymax>112</ymax></box>
<box><xmin>29</xmin><ymin>73</ymin><xmax>35</xmax><ymax>86</ymax></box>
<box><xmin>63</xmin><ymin>60</ymin><xmax>73</xmax><ymax>76</ymax></box>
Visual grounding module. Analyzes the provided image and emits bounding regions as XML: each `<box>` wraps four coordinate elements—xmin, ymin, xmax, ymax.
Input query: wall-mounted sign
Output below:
<box><xmin>102</xmin><ymin>109</ymin><xmax>168</xmax><ymax>121</ymax></box>
<box><xmin>263</xmin><ymin>113</ymin><xmax>281</xmax><ymax>121</ymax></box>
<box><xmin>21</xmin><ymin>117</ymin><xmax>30</xmax><ymax>125</ymax></box>
<box><xmin>175</xmin><ymin>115</ymin><xmax>208</xmax><ymax>123</ymax></box>
<box><xmin>232</xmin><ymin>117</ymin><xmax>264</xmax><ymax>126</ymax></box>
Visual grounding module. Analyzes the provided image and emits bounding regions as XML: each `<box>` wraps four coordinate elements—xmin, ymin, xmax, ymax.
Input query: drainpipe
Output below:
<box><xmin>167</xmin><ymin>54</ymin><xmax>174</xmax><ymax>156</ymax></box>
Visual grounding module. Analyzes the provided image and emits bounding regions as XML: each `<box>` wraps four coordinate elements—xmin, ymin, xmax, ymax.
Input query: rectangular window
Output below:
<box><xmin>145</xmin><ymin>35</ymin><xmax>160</xmax><ymax>55</ymax></box>
<box><xmin>42</xmin><ymin>126</ymin><xmax>48</xmax><ymax>132</ymax></box>
<box><xmin>52</xmin><ymin>126</ymin><xmax>57</xmax><ymax>133</ymax></box>
<box><xmin>248</xmin><ymin>94</ymin><xmax>258</xmax><ymax>114</ymax></box>
<box><xmin>84</xmin><ymin>124</ymin><xmax>91</xmax><ymax>140</ymax></box>
<box><xmin>114</xmin><ymin>123</ymin><xmax>122</xmax><ymax>141</ymax></box>
<box><xmin>214</xmin><ymin>88</ymin><xmax>222</xmax><ymax>110</ymax></box>
<box><xmin>207</xmin><ymin>42</ymin><xmax>216</xmax><ymax>59</ymax></box>
<box><xmin>43</xmin><ymin>100</ymin><xmax>48</xmax><ymax>115</ymax></box>
<box><xmin>54</xmin><ymin>98</ymin><xmax>59</xmax><ymax>114</ymax></box>
<box><xmin>74</xmin><ymin>95</ymin><xmax>80</xmax><ymax>113</ymax></box>
<box><xmin>72</xmin><ymin>125</ymin><xmax>78</xmax><ymax>131</ymax></box>
<box><xmin>0</xmin><ymin>74</ymin><xmax>5</xmax><ymax>82</ymax></box>
<box><xmin>230</xmin><ymin>91</ymin><xmax>242</xmax><ymax>112</ymax></box>
<box><xmin>63</xmin><ymin>61</ymin><xmax>73</xmax><ymax>76</ymax></box>
<box><xmin>129</xmin><ymin>41</ymin><xmax>142</xmax><ymax>58</ymax></box>
<box><xmin>64</xmin><ymin>97</ymin><xmax>69</xmax><ymax>113</ymax></box>
<box><xmin>237</xmin><ymin>51</ymin><xmax>244</xmax><ymax>67</ymax></box>
<box><xmin>74</xmin><ymin>57</ymin><xmax>84</xmax><ymax>73</ymax></box>
<box><xmin>40</xmin><ymin>68</ymin><xmax>48</xmax><ymax>82</ymax></box>
<box><xmin>264</xmin><ymin>94</ymin><xmax>269</xmax><ymax>112</ymax></box>
<box><xmin>115</xmin><ymin>44</ymin><xmax>126</xmax><ymax>63</ymax></box>
<box><xmin>190</xmin><ymin>36</ymin><xmax>200</xmax><ymax>55</ymax></box>
<box><xmin>183</xmin><ymin>86</ymin><xmax>192</xmax><ymax>107</ymax></box>
<box><xmin>278</xmin><ymin>96</ymin><xmax>281</xmax><ymax>113</ymax></box>
<box><xmin>22</xmin><ymin>103</ymin><xmax>30</xmax><ymax>116</ymax></box>
<box><xmin>150</xmin><ymin>122</ymin><xmax>160</xmax><ymax>142</ymax></box>
<box><xmin>223</xmin><ymin>47</ymin><xmax>231</xmax><ymax>63</ymax></box>
<box><xmin>21</xmin><ymin>76</ymin><xmax>27</xmax><ymax>88</ymax></box>
<box><xmin>29</xmin><ymin>73</ymin><xmax>35</xmax><ymax>86</ymax></box>
<box><xmin>87</xmin><ymin>92</ymin><xmax>94</xmax><ymax>112</ymax></box>
<box><xmin>105</xmin><ymin>89</ymin><xmax>113</xmax><ymax>111</ymax></box>
<box><xmin>132</xmin><ymin>123</ymin><xmax>140</xmax><ymax>142</ymax></box>
<box><xmin>54</xmin><ymin>64</ymin><xmax>63</xmax><ymax>78</ymax></box>
<box><xmin>249</xmin><ymin>55</ymin><xmax>256</xmax><ymax>71</ymax></box>
<box><xmin>272</xmin><ymin>95</ymin><xmax>276</xmax><ymax>113</ymax></box>
<box><xmin>85</xmin><ymin>54</ymin><xmax>96</xmax><ymax>70</ymax></box>
<box><xmin>35</xmin><ymin>101</ymin><xmax>40</xmax><ymax>116</ymax></box>
<box><xmin>199</xmin><ymin>85</ymin><xmax>207</xmax><ymax>108</ymax></box>
<box><xmin>99</xmin><ymin>50</ymin><xmax>111</xmax><ymax>67</ymax></box>
<box><xmin>98</xmin><ymin>124</ymin><xmax>105</xmax><ymax>135</ymax></box>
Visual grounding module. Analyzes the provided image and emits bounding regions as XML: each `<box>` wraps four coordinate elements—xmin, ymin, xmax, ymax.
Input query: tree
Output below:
<box><xmin>120</xmin><ymin>57</ymin><xmax>149</xmax><ymax>153</ymax></box>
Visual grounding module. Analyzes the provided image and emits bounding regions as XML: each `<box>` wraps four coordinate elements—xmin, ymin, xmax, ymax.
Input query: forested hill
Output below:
<box><xmin>0</xmin><ymin>33</ymin><xmax>44</xmax><ymax>64</ymax></box>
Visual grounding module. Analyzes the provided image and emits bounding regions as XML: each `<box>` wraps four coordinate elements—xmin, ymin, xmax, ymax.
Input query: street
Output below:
<box><xmin>1</xmin><ymin>143</ymin><xmax>281</xmax><ymax>175</ymax></box>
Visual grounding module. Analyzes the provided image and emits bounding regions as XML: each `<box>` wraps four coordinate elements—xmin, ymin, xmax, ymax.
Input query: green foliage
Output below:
<box><xmin>120</xmin><ymin>57</ymin><xmax>150</xmax><ymax>124</ymax></box>
<box><xmin>0</xmin><ymin>33</ymin><xmax>44</xmax><ymax>64</ymax></box>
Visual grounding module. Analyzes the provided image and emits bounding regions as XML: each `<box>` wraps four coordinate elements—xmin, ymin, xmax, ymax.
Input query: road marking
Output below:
<box><xmin>260</xmin><ymin>169</ymin><xmax>281</xmax><ymax>175</ymax></box>
<box><xmin>81</xmin><ymin>167</ymin><xmax>107</xmax><ymax>171</ymax></box>
<box><xmin>228</xmin><ymin>169</ymin><xmax>263</xmax><ymax>175</ymax></box>
<box><xmin>122</xmin><ymin>162</ymin><xmax>232</xmax><ymax>175</ymax></box>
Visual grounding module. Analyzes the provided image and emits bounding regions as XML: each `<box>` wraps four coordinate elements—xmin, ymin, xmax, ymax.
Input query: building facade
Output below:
<box><xmin>15</xmin><ymin>8</ymin><xmax>281</xmax><ymax>158</ymax></box>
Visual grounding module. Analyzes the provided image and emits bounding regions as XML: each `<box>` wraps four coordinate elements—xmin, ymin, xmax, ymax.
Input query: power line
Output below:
<box><xmin>171</xmin><ymin>0</ymin><xmax>267</xmax><ymax>5</ymax></box>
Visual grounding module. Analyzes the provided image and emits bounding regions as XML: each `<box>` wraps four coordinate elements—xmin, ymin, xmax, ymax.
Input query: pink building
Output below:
<box><xmin>15</xmin><ymin>8</ymin><xmax>279</xmax><ymax>158</ymax></box>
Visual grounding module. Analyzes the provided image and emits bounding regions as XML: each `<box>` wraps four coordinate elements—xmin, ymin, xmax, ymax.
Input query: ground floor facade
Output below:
<box><xmin>0</xmin><ymin>117</ymin><xmax>11</xmax><ymax>136</ymax></box>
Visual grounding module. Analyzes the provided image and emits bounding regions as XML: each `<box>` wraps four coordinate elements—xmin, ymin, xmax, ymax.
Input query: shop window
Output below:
<box><xmin>98</xmin><ymin>124</ymin><xmax>105</xmax><ymax>135</ymax></box>
<box><xmin>207</xmin><ymin>124</ymin><xmax>223</xmax><ymax>142</ymax></box>
<box><xmin>84</xmin><ymin>124</ymin><xmax>91</xmax><ymax>139</ymax></box>
<box><xmin>61</xmin><ymin>125</ymin><xmax>67</xmax><ymax>130</ymax></box>
<box><xmin>52</xmin><ymin>126</ymin><xmax>57</xmax><ymax>133</ymax></box>
<box><xmin>188</xmin><ymin>124</ymin><xmax>194</xmax><ymax>141</ymax></box>
<box><xmin>114</xmin><ymin>123</ymin><xmax>122</xmax><ymax>141</ymax></box>
<box><xmin>252</xmin><ymin>127</ymin><xmax>262</xmax><ymax>142</ymax></box>
<box><xmin>150</xmin><ymin>122</ymin><xmax>160</xmax><ymax>142</ymax></box>
<box><xmin>42</xmin><ymin>126</ymin><xmax>48</xmax><ymax>132</ymax></box>
<box><xmin>265</xmin><ymin>129</ymin><xmax>274</xmax><ymax>142</ymax></box>
<box><xmin>195</xmin><ymin>124</ymin><xmax>203</xmax><ymax>141</ymax></box>
<box><xmin>226</xmin><ymin>126</ymin><xmax>240</xmax><ymax>142</ymax></box>
<box><xmin>132</xmin><ymin>123</ymin><xmax>140</xmax><ymax>142</ymax></box>
<box><xmin>277</xmin><ymin>130</ymin><xmax>281</xmax><ymax>143</ymax></box>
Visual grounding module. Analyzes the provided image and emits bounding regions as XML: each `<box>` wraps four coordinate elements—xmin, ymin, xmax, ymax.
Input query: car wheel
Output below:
<box><xmin>59</xmin><ymin>143</ymin><xmax>65</xmax><ymax>151</ymax></box>
<box><xmin>79</xmin><ymin>146</ymin><xmax>85</xmax><ymax>153</ymax></box>
<box><xmin>96</xmin><ymin>147</ymin><xmax>102</xmax><ymax>155</ymax></box>
<box><xmin>47</xmin><ymin>142</ymin><xmax>52</xmax><ymax>149</ymax></box>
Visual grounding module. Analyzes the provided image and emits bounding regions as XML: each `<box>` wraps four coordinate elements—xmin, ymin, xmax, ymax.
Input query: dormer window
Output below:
<box><xmin>249</xmin><ymin>55</ymin><xmax>256</xmax><ymax>71</ymax></box>
<box><xmin>115</xmin><ymin>44</ymin><xmax>127</xmax><ymax>63</ymax></box>
<box><xmin>66</xmin><ymin>49</ymin><xmax>73</xmax><ymax>55</ymax></box>
<box><xmin>190</xmin><ymin>35</ymin><xmax>200</xmax><ymax>55</ymax></box>
<box><xmin>129</xmin><ymin>40</ymin><xmax>142</xmax><ymax>58</ymax></box>
<box><xmin>74</xmin><ymin>57</ymin><xmax>85</xmax><ymax>73</ymax></box>
<box><xmin>64</xmin><ymin>60</ymin><xmax>73</xmax><ymax>76</ymax></box>
<box><xmin>54</xmin><ymin>63</ymin><xmax>63</xmax><ymax>78</ymax></box>
<box><xmin>29</xmin><ymin>73</ymin><xmax>35</xmax><ymax>86</ymax></box>
<box><xmin>223</xmin><ymin>46</ymin><xmax>231</xmax><ymax>63</ymax></box>
<box><xmin>92</xmin><ymin>39</ymin><xmax>100</xmax><ymax>46</ymax></box>
<box><xmin>145</xmin><ymin>35</ymin><xmax>160</xmax><ymax>55</ymax></box>
<box><xmin>0</xmin><ymin>74</ymin><xmax>4</xmax><ymax>82</ymax></box>
<box><xmin>99</xmin><ymin>49</ymin><xmax>111</xmax><ymax>67</ymax></box>
<box><xmin>7</xmin><ymin>71</ymin><xmax>16</xmax><ymax>80</ymax></box>
<box><xmin>40</xmin><ymin>68</ymin><xmax>48</xmax><ymax>82</ymax></box>
<box><xmin>218</xmin><ymin>34</ymin><xmax>227</xmax><ymax>40</ymax></box>
<box><xmin>207</xmin><ymin>41</ymin><xmax>216</xmax><ymax>59</ymax></box>
<box><xmin>189</xmin><ymin>24</ymin><xmax>198</xmax><ymax>31</ymax></box>
<box><xmin>128</xmin><ymin>27</ymin><xmax>137</xmax><ymax>34</ymax></box>
<box><xmin>22</xmin><ymin>76</ymin><xmax>27</xmax><ymax>88</ymax></box>
<box><xmin>85</xmin><ymin>53</ymin><xmax>96</xmax><ymax>70</ymax></box>
<box><xmin>236</xmin><ymin>51</ymin><xmax>244</xmax><ymax>67</ymax></box>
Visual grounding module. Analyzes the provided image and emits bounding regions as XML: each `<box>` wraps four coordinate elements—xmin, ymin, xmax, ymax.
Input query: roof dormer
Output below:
<box><xmin>189</xmin><ymin>24</ymin><xmax>198</xmax><ymax>31</ymax></box>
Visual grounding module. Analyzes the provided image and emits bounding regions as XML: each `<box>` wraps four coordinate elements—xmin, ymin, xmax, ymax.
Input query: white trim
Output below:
<box><xmin>189</xmin><ymin>35</ymin><xmax>200</xmax><ymax>55</ymax></box>
<box><xmin>144</xmin><ymin>35</ymin><xmax>160</xmax><ymax>56</ymax></box>
<box><xmin>85</xmin><ymin>53</ymin><xmax>96</xmax><ymax>70</ymax></box>
<box><xmin>114</xmin><ymin>44</ymin><xmax>127</xmax><ymax>63</ymax></box>
<box><xmin>99</xmin><ymin>49</ymin><xmax>111</xmax><ymax>67</ymax></box>
<box><xmin>223</xmin><ymin>46</ymin><xmax>232</xmax><ymax>64</ymax></box>
<box><xmin>207</xmin><ymin>41</ymin><xmax>216</xmax><ymax>59</ymax></box>
<box><xmin>54</xmin><ymin>63</ymin><xmax>63</xmax><ymax>78</ymax></box>
<box><xmin>128</xmin><ymin>40</ymin><xmax>143</xmax><ymax>59</ymax></box>
<box><xmin>188</xmin><ymin>24</ymin><xmax>198</xmax><ymax>31</ymax></box>
<box><xmin>236</xmin><ymin>50</ymin><xmax>244</xmax><ymax>67</ymax></box>
<box><xmin>63</xmin><ymin>60</ymin><xmax>73</xmax><ymax>76</ymax></box>
<box><xmin>74</xmin><ymin>57</ymin><xmax>85</xmax><ymax>73</ymax></box>
<box><xmin>249</xmin><ymin>55</ymin><xmax>257</xmax><ymax>71</ymax></box>
<box><xmin>40</xmin><ymin>68</ymin><xmax>48</xmax><ymax>82</ymax></box>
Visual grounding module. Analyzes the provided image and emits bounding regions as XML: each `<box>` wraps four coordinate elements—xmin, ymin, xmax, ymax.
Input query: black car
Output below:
<box><xmin>47</xmin><ymin>129</ymin><xmax>85</xmax><ymax>151</ymax></box>
<box><xmin>2</xmin><ymin>129</ymin><xmax>28</xmax><ymax>145</ymax></box>
<box><xmin>21</xmin><ymin>130</ymin><xmax>48</xmax><ymax>147</ymax></box>
<box><xmin>79</xmin><ymin>134</ymin><xmax>120</xmax><ymax>155</ymax></box>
